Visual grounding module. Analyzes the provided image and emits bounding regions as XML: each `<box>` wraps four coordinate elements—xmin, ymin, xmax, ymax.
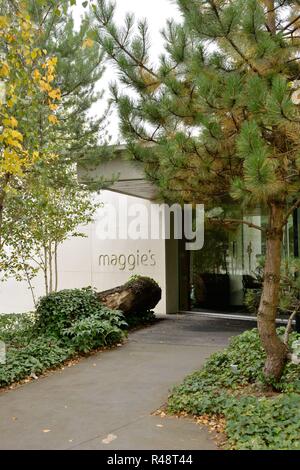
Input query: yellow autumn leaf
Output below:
<box><xmin>83</xmin><ymin>37</ymin><xmax>94</xmax><ymax>48</ymax></box>
<box><xmin>33</xmin><ymin>69</ymin><xmax>41</xmax><ymax>81</ymax></box>
<box><xmin>48</xmin><ymin>88</ymin><xmax>61</xmax><ymax>100</ymax></box>
<box><xmin>0</xmin><ymin>149</ymin><xmax>24</xmax><ymax>176</ymax></box>
<box><xmin>6</xmin><ymin>138</ymin><xmax>22</xmax><ymax>149</ymax></box>
<box><xmin>49</xmin><ymin>103</ymin><xmax>58</xmax><ymax>111</ymax></box>
<box><xmin>21</xmin><ymin>31</ymin><xmax>30</xmax><ymax>41</ymax></box>
<box><xmin>6</xmin><ymin>34</ymin><xmax>15</xmax><ymax>43</ymax></box>
<box><xmin>6</xmin><ymin>98</ymin><xmax>16</xmax><ymax>108</ymax></box>
<box><xmin>0</xmin><ymin>63</ymin><xmax>10</xmax><ymax>77</ymax></box>
<box><xmin>0</xmin><ymin>16</ymin><xmax>8</xmax><ymax>28</ymax></box>
<box><xmin>48</xmin><ymin>114</ymin><xmax>58</xmax><ymax>124</ymax></box>
<box><xmin>31</xmin><ymin>49</ymin><xmax>39</xmax><ymax>60</ymax></box>
<box><xmin>49</xmin><ymin>57</ymin><xmax>58</xmax><ymax>66</ymax></box>
<box><xmin>2</xmin><ymin>116</ymin><xmax>18</xmax><ymax>128</ymax></box>
<box><xmin>39</xmin><ymin>80</ymin><xmax>51</xmax><ymax>92</ymax></box>
<box><xmin>10</xmin><ymin>129</ymin><xmax>23</xmax><ymax>141</ymax></box>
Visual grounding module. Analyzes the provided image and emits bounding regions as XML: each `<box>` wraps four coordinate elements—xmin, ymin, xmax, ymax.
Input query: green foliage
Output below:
<box><xmin>0</xmin><ymin>0</ymin><xmax>107</xmax><ymax>286</ymax></box>
<box><xmin>35</xmin><ymin>287</ymin><xmax>124</xmax><ymax>337</ymax></box>
<box><xmin>63</xmin><ymin>310</ymin><xmax>126</xmax><ymax>353</ymax></box>
<box><xmin>125</xmin><ymin>310</ymin><xmax>156</xmax><ymax>329</ymax></box>
<box><xmin>245</xmin><ymin>257</ymin><xmax>300</xmax><ymax>316</ymax></box>
<box><xmin>93</xmin><ymin>0</ymin><xmax>300</xmax><ymax>207</ymax></box>
<box><xmin>225</xmin><ymin>393</ymin><xmax>300</xmax><ymax>450</ymax></box>
<box><xmin>0</xmin><ymin>279</ymin><xmax>158</xmax><ymax>388</ymax></box>
<box><xmin>0</xmin><ymin>312</ymin><xmax>36</xmax><ymax>346</ymax></box>
<box><xmin>0</xmin><ymin>336</ymin><xmax>73</xmax><ymax>388</ymax></box>
<box><xmin>126</xmin><ymin>274</ymin><xmax>159</xmax><ymax>288</ymax></box>
<box><xmin>168</xmin><ymin>328</ymin><xmax>300</xmax><ymax>450</ymax></box>
<box><xmin>0</xmin><ymin>287</ymin><xmax>128</xmax><ymax>387</ymax></box>
<box><xmin>93</xmin><ymin>1</ymin><xmax>300</xmax><ymax>382</ymax></box>
<box><xmin>1</xmin><ymin>163</ymin><xmax>99</xmax><ymax>294</ymax></box>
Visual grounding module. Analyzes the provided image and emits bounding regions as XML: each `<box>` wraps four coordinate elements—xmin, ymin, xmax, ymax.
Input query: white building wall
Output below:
<box><xmin>0</xmin><ymin>191</ymin><xmax>167</xmax><ymax>314</ymax></box>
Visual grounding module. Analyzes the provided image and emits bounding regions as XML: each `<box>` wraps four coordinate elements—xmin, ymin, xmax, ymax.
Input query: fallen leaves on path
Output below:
<box><xmin>153</xmin><ymin>406</ymin><xmax>226</xmax><ymax>448</ymax></box>
<box><xmin>196</xmin><ymin>414</ymin><xmax>226</xmax><ymax>435</ymax></box>
<box><xmin>102</xmin><ymin>433</ymin><xmax>117</xmax><ymax>444</ymax></box>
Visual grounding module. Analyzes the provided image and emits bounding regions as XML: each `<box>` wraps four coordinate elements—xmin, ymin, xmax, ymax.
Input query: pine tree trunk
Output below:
<box><xmin>257</xmin><ymin>203</ymin><xmax>288</xmax><ymax>382</ymax></box>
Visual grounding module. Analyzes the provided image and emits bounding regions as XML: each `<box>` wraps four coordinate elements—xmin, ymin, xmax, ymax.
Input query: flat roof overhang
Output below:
<box><xmin>77</xmin><ymin>147</ymin><xmax>158</xmax><ymax>201</ymax></box>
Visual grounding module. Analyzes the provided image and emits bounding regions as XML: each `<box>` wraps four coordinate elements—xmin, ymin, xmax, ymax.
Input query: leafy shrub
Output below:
<box><xmin>35</xmin><ymin>287</ymin><xmax>124</xmax><ymax>337</ymax></box>
<box><xmin>0</xmin><ymin>283</ymin><xmax>157</xmax><ymax>389</ymax></box>
<box><xmin>0</xmin><ymin>288</ymin><xmax>128</xmax><ymax>388</ymax></box>
<box><xmin>0</xmin><ymin>336</ymin><xmax>73</xmax><ymax>387</ymax></box>
<box><xmin>63</xmin><ymin>308</ymin><xmax>127</xmax><ymax>353</ymax></box>
<box><xmin>168</xmin><ymin>328</ymin><xmax>300</xmax><ymax>450</ymax></box>
<box><xmin>125</xmin><ymin>310</ymin><xmax>156</xmax><ymax>329</ymax></box>
<box><xmin>0</xmin><ymin>312</ymin><xmax>36</xmax><ymax>346</ymax></box>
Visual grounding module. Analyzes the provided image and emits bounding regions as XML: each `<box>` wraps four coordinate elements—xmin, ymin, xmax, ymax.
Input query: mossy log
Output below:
<box><xmin>97</xmin><ymin>277</ymin><xmax>161</xmax><ymax>315</ymax></box>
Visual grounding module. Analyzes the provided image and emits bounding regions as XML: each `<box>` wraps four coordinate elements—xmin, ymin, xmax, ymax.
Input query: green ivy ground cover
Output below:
<box><xmin>168</xmin><ymin>328</ymin><xmax>300</xmax><ymax>450</ymax></box>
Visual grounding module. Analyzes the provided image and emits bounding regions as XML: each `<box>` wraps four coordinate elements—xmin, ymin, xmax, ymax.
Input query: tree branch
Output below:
<box><xmin>284</xmin><ymin>308</ymin><xmax>299</xmax><ymax>345</ymax></box>
<box><xmin>209</xmin><ymin>217</ymin><xmax>266</xmax><ymax>232</ymax></box>
<box><xmin>283</xmin><ymin>198</ymin><xmax>300</xmax><ymax>226</ymax></box>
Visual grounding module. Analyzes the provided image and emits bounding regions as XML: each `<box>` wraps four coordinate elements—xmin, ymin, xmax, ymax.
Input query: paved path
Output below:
<box><xmin>0</xmin><ymin>314</ymin><xmax>253</xmax><ymax>450</ymax></box>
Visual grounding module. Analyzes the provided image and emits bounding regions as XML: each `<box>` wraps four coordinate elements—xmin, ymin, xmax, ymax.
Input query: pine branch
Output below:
<box><xmin>208</xmin><ymin>0</ymin><xmax>261</xmax><ymax>75</ymax></box>
<box><xmin>93</xmin><ymin>7</ymin><xmax>159</xmax><ymax>80</ymax></box>
<box><xmin>209</xmin><ymin>217</ymin><xmax>266</xmax><ymax>232</ymax></box>
<box><xmin>281</xmin><ymin>14</ymin><xmax>300</xmax><ymax>33</ymax></box>
<box><xmin>283</xmin><ymin>198</ymin><xmax>300</xmax><ymax>226</ymax></box>
<box><xmin>264</xmin><ymin>0</ymin><xmax>276</xmax><ymax>34</ymax></box>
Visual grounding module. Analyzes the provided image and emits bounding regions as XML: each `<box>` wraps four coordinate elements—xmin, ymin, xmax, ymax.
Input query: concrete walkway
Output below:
<box><xmin>0</xmin><ymin>314</ymin><xmax>253</xmax><ymax>450</ymax></box>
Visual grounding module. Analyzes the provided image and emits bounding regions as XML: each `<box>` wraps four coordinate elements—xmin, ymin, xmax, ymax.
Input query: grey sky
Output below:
<box><xmin>73</xmin><ymin>0</ymin><xmax>181</xmax><ymax>142</ymax></box>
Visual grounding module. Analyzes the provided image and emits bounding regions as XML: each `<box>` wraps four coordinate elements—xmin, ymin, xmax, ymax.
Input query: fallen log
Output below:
<box><xmin>97</xmin><ymin>276</ymin><xmax>161</xmax><ymax>316</ymax></box>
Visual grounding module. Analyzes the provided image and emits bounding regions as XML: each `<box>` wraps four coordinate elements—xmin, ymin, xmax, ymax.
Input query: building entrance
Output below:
<box><xmin>179</xmin><ymin>209</ymin><xmax>300</xmax><ymax>317</ymax></box>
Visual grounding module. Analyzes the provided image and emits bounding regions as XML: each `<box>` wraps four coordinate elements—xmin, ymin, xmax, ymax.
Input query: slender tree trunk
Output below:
<box><xmin>21</xmin><ymin>254</ymin><xmax>37</xmax><ymax>307</ymax></box>
<box><xmin>49</xmin><ymin>241</ymin><xmax>53</xmax><ymax>293</ymax></box>
<box><xmin>0</xmin><ymin>173</ymin><xmax>10</xmax><ymax>245</ymax></box>
<box><xmin>257</xmin><ymin>203</ymin><xmax>288</xmax><ymax>382</ymax></box>
<box><xmin>54</xmin><ymin>241</ymin><xmax>58</xmax><ymax>292</ymax></box>
<box><xmin>43</xmin><ymin>246</ymin><xmax>49</xmax><ymax>295</ymax></box>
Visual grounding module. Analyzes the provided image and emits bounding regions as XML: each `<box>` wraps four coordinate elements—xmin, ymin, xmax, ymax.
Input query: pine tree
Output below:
<box><xmin>93</xmin><ymin>0</ymin><xmax>300</xmax><ymax>382</ymax></box>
